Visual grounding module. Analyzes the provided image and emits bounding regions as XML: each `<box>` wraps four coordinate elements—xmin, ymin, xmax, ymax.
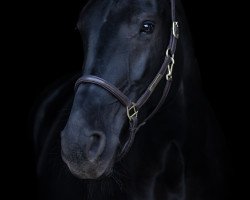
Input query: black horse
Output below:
<box><xmin>32</xmin><ymin>0</ymin><xmax>229</xmax><ymax>199</ymax></box>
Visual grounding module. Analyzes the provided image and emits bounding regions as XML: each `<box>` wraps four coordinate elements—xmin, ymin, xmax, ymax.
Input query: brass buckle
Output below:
<box><xmin>127</xmin><ymin>103</ymin><xmax>138</xmax><ymax>121</ymax></box>
<box><xmin>173</xmin><ymin>21</ymin><xmax>179</xmax><ymax>39</ymax></box>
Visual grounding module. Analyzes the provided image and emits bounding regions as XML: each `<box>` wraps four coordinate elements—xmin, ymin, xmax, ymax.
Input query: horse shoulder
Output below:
<box><xmin>153</xmin><ymin>141</ymin><xmax>185</xmax><ymax>200</ymax></box>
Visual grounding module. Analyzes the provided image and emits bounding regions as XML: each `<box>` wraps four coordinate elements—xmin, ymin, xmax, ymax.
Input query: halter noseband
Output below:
<box><xmin>75</xmin><ymin>0</ymin><xmax>179</xmax><ymax>158</ymax></box>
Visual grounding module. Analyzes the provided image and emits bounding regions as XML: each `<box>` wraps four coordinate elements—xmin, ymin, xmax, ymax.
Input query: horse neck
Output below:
<box><xmin>159</xmin><ymin>27</ymin><xmax>210</xmax><ymax>143</ymax></box>
<box><xmin>122</xmin><ymin>35</ymin><xmax>218</xmax><ymax>189</ymax></box>
<box><xmin>154</xmin><ymin>22</ymin><xmax>222</xmax><ymax>157</ymax></box>
<box><xmin>128</xmin><ymin>10</ymin><xmax>215</xmax><ymax>163</ymax></box>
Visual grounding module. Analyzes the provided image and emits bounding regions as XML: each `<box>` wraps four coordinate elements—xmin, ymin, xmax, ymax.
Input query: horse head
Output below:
<box><xmin>61</xmin><ymin>0</ymin><xmax>178</xmax><ymax>179</ymax></box>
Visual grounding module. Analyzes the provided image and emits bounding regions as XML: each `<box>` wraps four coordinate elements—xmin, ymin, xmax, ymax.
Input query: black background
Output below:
<box><xmin>6</xmin><ymin>0</ymin><xmax>245</xmax><ymax>199</ymax></box>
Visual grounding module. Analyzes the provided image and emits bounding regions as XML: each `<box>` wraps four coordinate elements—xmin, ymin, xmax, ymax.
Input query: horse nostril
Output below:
<box><xmin>89</xmin><ymin>134</ymin><xmax>100</xmax><ymax>154</ymax></box>
<box><xmin>86</xmin><ymin>132</ymin><xmax>106</xmax><ymax>162</ymax></box>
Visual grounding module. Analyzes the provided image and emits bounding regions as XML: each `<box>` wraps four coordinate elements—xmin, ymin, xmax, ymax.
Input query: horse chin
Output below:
<box><xmin>62</xmin><ymin>155</ymin><xmax>114</xmax><ymax>180</ymax></box>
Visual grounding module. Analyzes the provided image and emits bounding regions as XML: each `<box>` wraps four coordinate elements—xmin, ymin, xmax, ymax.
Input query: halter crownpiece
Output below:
<box><xmin>74</xmin><ymin>0</ymin><xmax>179</xmax><ymax>158</ymax></box>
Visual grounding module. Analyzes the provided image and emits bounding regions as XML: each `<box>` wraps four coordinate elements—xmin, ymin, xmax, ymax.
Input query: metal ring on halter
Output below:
<box><xmin>166</xmin><ymin>48</ymin><xmax>175</xmax><ymax>59</ymax></box>
<box><xmin>127</xmin><ymin>103</ymin><xmax>138</xmax><ymax>121</ymax></box>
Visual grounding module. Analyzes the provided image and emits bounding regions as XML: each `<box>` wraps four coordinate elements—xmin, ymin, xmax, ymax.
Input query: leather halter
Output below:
<box><xmin>75</xmin><ymin>0</ymin><xmax>179</xmax><ymax>158</ymax></box>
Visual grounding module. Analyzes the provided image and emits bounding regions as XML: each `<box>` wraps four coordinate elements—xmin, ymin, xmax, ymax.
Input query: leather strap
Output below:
<box><xmin>75</xmin><ymin>76</ymin><xmax>132</xmax><ymax>107</ymax></box>
<box><xmin>74</xmin><ymin>0</ymin><xmax>179</xmax><ymax>158</ymax></box>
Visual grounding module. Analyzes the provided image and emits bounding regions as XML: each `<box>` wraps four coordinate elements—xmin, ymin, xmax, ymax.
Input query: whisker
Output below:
<box><xmin>111</xmin><ymin>173</ymin><xmax>124</xmax><ymax>191</ymax></box>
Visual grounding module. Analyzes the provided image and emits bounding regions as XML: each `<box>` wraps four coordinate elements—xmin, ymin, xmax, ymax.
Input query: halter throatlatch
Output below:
<box><xmin>74</xmin><ymin>0</ymin><xmax>179</xmax><ymax>159</ymax></box>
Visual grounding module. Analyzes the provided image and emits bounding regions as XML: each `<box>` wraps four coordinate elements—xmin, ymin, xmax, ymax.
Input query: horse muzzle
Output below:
<box><xmin>61</xmin><ymin>130</ymin><xmax>115</xmax><ymax>179</ymax></box>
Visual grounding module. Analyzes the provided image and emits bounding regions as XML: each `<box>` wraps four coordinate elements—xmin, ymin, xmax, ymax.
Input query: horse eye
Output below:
<box><xmin>140</xmin><ymin>21</ymin><xmax>155</xmax><ymax>34</ymax></box>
